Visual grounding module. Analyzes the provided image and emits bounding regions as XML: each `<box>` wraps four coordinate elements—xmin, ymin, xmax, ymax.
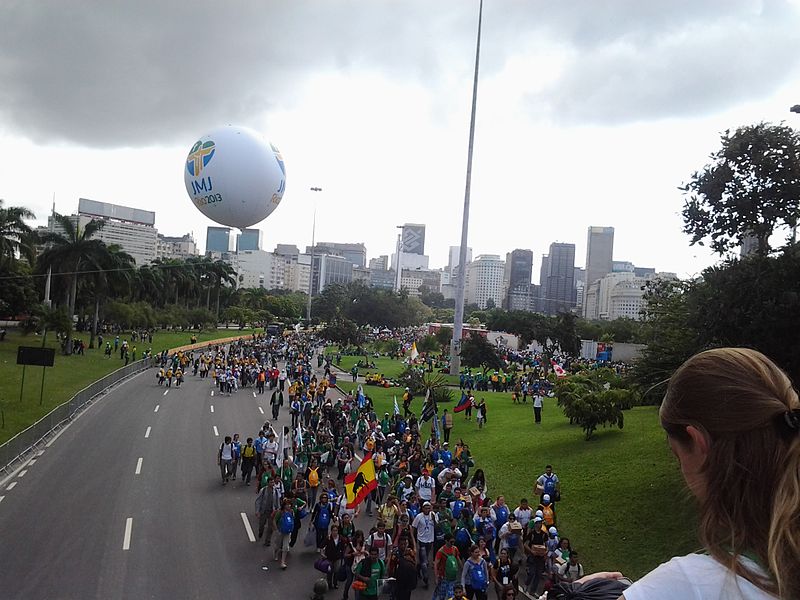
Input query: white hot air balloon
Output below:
<box><xmin>184</xmin><ymin>125</ymin><xmax>286</xmax><ymax>229</ymax></box>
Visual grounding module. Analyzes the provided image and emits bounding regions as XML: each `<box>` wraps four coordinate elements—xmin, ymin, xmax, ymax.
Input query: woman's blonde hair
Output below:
<box><xmin>661</xmin><ymin>348</ymin><xmax>800</xmax><ymax>599</ymax></box>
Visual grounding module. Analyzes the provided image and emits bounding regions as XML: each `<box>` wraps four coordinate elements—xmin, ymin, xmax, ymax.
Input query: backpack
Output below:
<box><xmin>308</xmin><ymin>468</ymin><xmax>320</xmax><ymax>487</ymax></box>
<box><xmin>455</xmin><ymin>527</ymin><xmax>471</xmax><ymax>547</ymax></box>
<box><xmin>279</xmin><ymin>511</ymin><xmax>294</xmax><ymax>534</ymax></box>
<box><xmin>541</xmin><ymin>504</ymin><xmax>555</xmax><ymax>527</ymax></box>
<box><xmin>469</xmin><ymin>561</ymin><xmax>488</xmax><ymax>591</ymax></box>
<box><xmin>494</xmin><ymin>505</ymin><xmax>509</xmax><ymax>528</ymax></box>
<box><xmin>316</xmin><ymin>505</ymin><xmax>331</xmax><ymax>529</ymax></box>
<box><xmin>507</xmin><ymin>532</ymin><xmax>520</xmax><ymax>548</ymax></box>
<box><xmin>444</xmin><ymin>552</ymin><xmax>459</xmax><ymax>581</ymax></box>
<box><xmin>451</xmin><ymin>499</ymin><xmax>464</xmax><ymax>518</ymax></box>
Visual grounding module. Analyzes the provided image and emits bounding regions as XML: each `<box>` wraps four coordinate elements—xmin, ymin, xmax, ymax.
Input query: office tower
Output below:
<box><xmin>237</xmin><ymin>228</ymin><xmax>262</xmax><ymax>251</ymax></box>
<box><xmin>504</xmin><ymin>249</ymin><xmax>533</xmax><ymax>307</ymax></box>
<box><xmin>311</xmin><ymin>254</ymin><xmax>354</xmax><ymax>295</ymax></box>
<box><xmin>448</xmin><ymin>245</ymin><xmax>473</xmax><ymax>276</ymax></box>
<box><xmin>206</xmin><ymin>226</ymin><xmax>231</xmax><ymax>254</ymax></box>
<box><xmin>466</xmin><ymin>254</ymin><xmax>505</xmax><ymax>309</ymax></box>
<box><xmin>308</xmin><ymin>242</ymin><xmax>367</xmax><ymax>268</ymax></box>
<box><xmin>52</xmin><ymin>198</ymin><xmax>159</xmax><ymax>266</ymax></box>
<box><xmin>584</xmin><ymin>226</ymin><xmax>614</xmax><ymax>287</ymax></box>
<box><xmin>369</xmin><ymin>255</ymin><xmax>389</xmax><ymax>271</ymax></box>
<box><xmin>541</xmin><ymin>243</ymin><xmax>576</xmax><ymax>315</ymax></box>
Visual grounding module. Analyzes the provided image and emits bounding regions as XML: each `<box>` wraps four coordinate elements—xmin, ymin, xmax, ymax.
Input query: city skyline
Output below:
<box><xmin>3</xmin><ymin>2</ymin><xmax>800</xmax><ymax>282</ymax></box>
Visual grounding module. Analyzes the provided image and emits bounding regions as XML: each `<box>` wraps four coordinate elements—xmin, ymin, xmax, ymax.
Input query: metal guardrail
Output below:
<box><xmin>0</xmin><ymin>357</ymin><xmax>152</xmax><ymax>476</ymax></box>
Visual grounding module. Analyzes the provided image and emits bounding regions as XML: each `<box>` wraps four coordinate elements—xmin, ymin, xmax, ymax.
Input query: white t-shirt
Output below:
<box><xmin>412</xmin><ymin>511</ymin><xmax>438</xmax><ymax>544</ymax></box>
<box><xmin>416</xmin><ymin>476</ymin><xmax>435</xmax><ymax>501</ymax></box>
<box><xmin>625</xmin><ymin>554</ymin><xmax>775</xmax><ymax>600</ymax></box>
<box><xmin>513</xmin><ymin>506</ymin><xmax>532</xmax><ymax>528</ymax></box>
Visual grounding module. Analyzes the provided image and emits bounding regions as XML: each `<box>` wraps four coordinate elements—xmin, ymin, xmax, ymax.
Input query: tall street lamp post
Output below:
<box><xmin>306</xmin><ymin>186</ymin><xmax>323</xmax><ymax>324</ymax></box>
<box><xmin>450</xmin><ymin>0</ymin><xmax>484</xmax><ymax>376</ymax></box>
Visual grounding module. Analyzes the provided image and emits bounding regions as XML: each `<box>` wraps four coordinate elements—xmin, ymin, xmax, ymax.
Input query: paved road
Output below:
<box><xmin>0</xmin><ymin>365</ymin><xmax>439</xmax><ymax>600</ymax></box>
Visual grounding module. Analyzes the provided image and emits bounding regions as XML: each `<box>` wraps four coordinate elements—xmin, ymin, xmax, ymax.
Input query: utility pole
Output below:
<box><xmin>450</xmin><ymin>0</ymin><xmax>484</xmax><ymax>376</ymax></box>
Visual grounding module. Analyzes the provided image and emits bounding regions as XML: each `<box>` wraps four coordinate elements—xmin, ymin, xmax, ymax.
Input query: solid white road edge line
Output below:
<box><xmin>135</xmin><ymin>457</ymin><xmax>143</xmax><ymax>475</ymax></box>
<box><xmin>145</xmin><ymin>426</ymin><xmax>151</xmax><ymax>438</ymax></box>
<box><xmin>258</xmin><ymin>407</ymin><xmax>264</xmax><ymax>414</ymax></box>
<box><xmin>123</xmin><ymin>517</ymin><xmax>133</xmax><ymax>550</ymax></box>
<box><xmin>154</xmin><ymin>405</ymin><xmax>160</xmax><ymax>412</ymax></box>
<box><xmin>240</xmin><ymin>512</ymin><xmax>256</xmax><ymax>542</ymax></box>
<box><xmin>213</xmin><ymin>425</ymin><xmax>219</xmax><ymax>437</ymax></box>
<box><xmin>7</xmin><ymin>482</ymin><xmax>17</xmax><ymax>491</ymax></box>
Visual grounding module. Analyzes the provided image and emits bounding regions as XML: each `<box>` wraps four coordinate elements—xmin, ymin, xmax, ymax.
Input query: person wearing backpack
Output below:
<box><xmin>240</xmin><ymin>437</ymin><xmax>256</xmax><ymax>485</ymax></box>
<box><xmin>311</xmin><ymin>492</ymin><xmax>334</xmax><ymax>552</ymax></box>
<box><xmin>461</xmin><ymin>544</ymin><xmax>490</xmax><ymax>600</ymax></box>
<box><xmin>433</xmin><ymin>534</ymin><xmax>462</xmax><ymax>600</ymax></box>
<box><xmin>305</xmin><ymin>459</ymin><xmax>321</xmax><ymax>509</ymax></box>
<box><xmin>537</xmin><ymin>495</ymin><xmax>556</xmax><ymax>528</ymax></box>
<box><xmin>218</xmin><ymin>436</ymin><xmax>234</xmax><ymax>485</ymax></box>
<box><xmin>273</xmin><ymin>498</ymin><xmax>295</xmax><ymax>569</ymax></box>
<box><xmin>355</xmin><ymin>546</ymin><xmax>386</xmax><ymax>600</ymax></box>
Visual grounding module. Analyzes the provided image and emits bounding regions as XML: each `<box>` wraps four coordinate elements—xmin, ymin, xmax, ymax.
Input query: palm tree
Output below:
<box><xmin>210</xmin><ymin>260</ymin><xmax>236</xmax><ymax>320</ymax></box>
<box><xmin>37</xmin><ymin>213</ymin><xmax>108</xmax><ymax>351</ymax></box>
<box><xmin>0</xmin><ymin>199</ymin><xmax>35</xmax><ymax>267</ymax></box>
<box><xmin>88</xmin><ymin>244</ymin><xmax>135</xmax><ymax>348</ymax></box>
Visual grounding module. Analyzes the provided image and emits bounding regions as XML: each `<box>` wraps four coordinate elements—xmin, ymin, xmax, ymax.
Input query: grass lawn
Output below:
<box><xmin>331</xmin><ymin>353</ymin><xmax>464</xmax><ymax>387</ymax></box>
<box><xmin>337</xmin><ymin>384</ymin><xmax>697</xmax><ymax>580</ymax></box>
<box><xmin>0</xmin><ymin>328</ymin><xmax>256</xmax><ymax>445</ymax></box>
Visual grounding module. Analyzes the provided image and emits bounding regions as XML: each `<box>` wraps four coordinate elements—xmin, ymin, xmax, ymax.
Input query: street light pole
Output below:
<box><xmin>395</xmin><ymin>226</ymin><xmax>404</xmax><ymax>292</ymax></box>
<box><xmin>306</xmin><ymin>187</ymin><xmax>322</xmax><ymax>324</ymax></box>
<box><xmin>450</xmin><ymin>0</ymin><xmax>483</xmax><ymax>376</ymax></box>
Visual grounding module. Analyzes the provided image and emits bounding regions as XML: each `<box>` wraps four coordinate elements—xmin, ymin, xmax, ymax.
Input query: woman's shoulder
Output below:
<box><xmin>625</xmin><ymin>554</ymin><xmax>775</xmax><ymax>600</ymax></box>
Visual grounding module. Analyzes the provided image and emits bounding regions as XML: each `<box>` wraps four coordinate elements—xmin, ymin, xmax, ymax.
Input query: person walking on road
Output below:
<box><xmin>218</xmin><ymin>435</ymin><xmax>234</xmax><ymax>485</ymax></box>
<box><xmin>241</xmin><ymin>437</ymin><xmax>256</xmax><ymax>485</ymax></box>
<box><xmin>255</xmin><ymin>474</ymin><xmax>282</xmax><ymax>545</ymax></box>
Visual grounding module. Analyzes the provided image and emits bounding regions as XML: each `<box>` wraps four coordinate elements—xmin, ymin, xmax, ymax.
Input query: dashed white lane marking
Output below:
<box><xmin>17</xmin><ymin>470</ymin><xmax>27</xmax><ymax>478</ymax></box>
<box><xmin>6</xmin><ymin>482</ymin><xmax>17</xmax><ymax>491</ymax></box>
<box><xmin>123</xmin><ymin>518</ymin><xmax>133</xmax><ymax>550</ymax></box>
<box><xmin>0</xmin><ymin>496</ymin><xmax>4</xmax><ymax>504</ymax></box>
<box><xmin>258</xmin><ymin>406</ymin><xmax>264</xmax><ymax>414</ymax></box>
<box><xmin>211</xmin><ymin>390</ymin><xmax>214</xmax><ymax>397</ymax></box>
<box><xmin>252</xmin><ymin>391</ymin><xmax>256</xmax><ymax>398</ymax></box>
<box><xmin>144</xmin><ymin>426</ymin><xmax>151</xmax><ymax>438</ymax></box>
<box><xmin>210</xmin><ymin>405</ymin><xmax>214</xmax><ymax>413</ymax></box>
<box><xmin>135</xmin><ymin>457</ymin><xmax>143</xmax><ymax>475</ymax></box>
<box><xmin>154</xmin><ymin>405</ymin><xmax>160</xmax><ymax>413</ymax></box>
<box><xmin>213</xmin><ymin>425</ymin><xmax>219</xmax><ymax>437</ymax></box>
<box><xmin>163</xmin><ymin>390</ymin><xmax>169</xmax><ymax>396</ymax></box>
<box><xmin>27</xmin><ymin>459</ymin><xmax>37</xmax><ymax>466</ymax></box>
<box><xmin>36</xmin><ymin>450</ymin><xmax>44</xmax><ymax>457</ymax></box>
<box><xmin>240</xmin><ymin>512</ymin><xmax>256</xmax><ymax>542</ymax></box>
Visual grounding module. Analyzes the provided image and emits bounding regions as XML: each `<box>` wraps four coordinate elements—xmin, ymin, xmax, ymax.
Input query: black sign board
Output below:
<box><xmin>17</xmin><ymin>346</ymin><xmax>56</xmax><ymax>367</ymax></box>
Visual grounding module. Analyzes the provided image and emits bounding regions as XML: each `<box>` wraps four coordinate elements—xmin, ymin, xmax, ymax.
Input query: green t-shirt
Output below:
<box><xmin>360</xmin><ymin>558</ymin><xmax>385</xmax><ymax>596</ymax></box>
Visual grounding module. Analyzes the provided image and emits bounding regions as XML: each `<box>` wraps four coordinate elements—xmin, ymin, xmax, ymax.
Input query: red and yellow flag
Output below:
<box><xmin>344</xmin><ymin>453</ymin><xmax>378</xmax><ymax>509</ymax></box>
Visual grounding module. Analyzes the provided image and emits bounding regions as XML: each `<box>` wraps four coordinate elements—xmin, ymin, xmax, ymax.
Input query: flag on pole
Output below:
<box><xmin>277</xmin><ymin>428</ymin><xmax>286</xmax><ymax>463</ymax></box>
<box><xmin>294</xmin><ymin>427</ymin><xmax>303</xmax><ymax>460</ymax></box>
<box><xmin>419</xmin><ymin>389</ymin><xmax>437</xmax><ymax>424</ymax></box>
<box><xmin>453</xmin><ymin>392</ymin><xmax>471</xmax><ymax>413</ymax></box>
<box><xmin>410</xmin><ymin>342</ymin><xmax>419</xmax><ymax>360</ymax></box>
<box><xmin>551</xmin><ymin>360</ymin><xmax>567</xmax><ymax>378</ymax></box>
<box><xmin>344</xmin><ymin>453</ymin><xmax>378</xmax><ymax>509</ymax></box>
<box><xmin>393</xmin><ymin>395</ymin><xmax>400</xmax><ymax>416</ymax></box>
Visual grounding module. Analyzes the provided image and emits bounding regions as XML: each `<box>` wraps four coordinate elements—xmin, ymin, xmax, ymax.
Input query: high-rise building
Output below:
<box><xmin>584</xmin><ymin>227</ymin><xmax>614</xmax><ymax>315</ymax></box>
<box><xmin>401</xmin><ymin>224</ymin><xmax>426</xmax><ymax>255</ymax></box>
<box><xmin>206</xmin><ymin>226</ymin><xmax>231</xmax><ymax>254</ymax></box>
<box><xmin>508</xmin><ymin>284</ymin><xmax>539</xmax><ymax>312</ymax></box>
<box><xmin>583</xmin><ymin>271</ymin><xmax>674</xmax><ymax>321</ymax></box>
<box><xmin>369</xmin><ymin>255</ymin><xmax>389</xmax><ymax>271</ymax></box>
<box><xmin>311</xmin><ymin>254</ymin><xmax>354</xmax><ymax>295</ymax></box>
<box><xmin>541</xmin><ymin>243</ymin><xmax>576</xmax><ymax>315</ymax></box>
<box><xmin>504</xmin><ymin>249</ymin><xmax>533</xmax><ymax>307</ymax></box>
<box><xmin>59</xmin><ymin>198</ymin><xmax>159</xmax><ymax>266</ymax></box>
<box><xmin>308</xmin><ymin>242</ymin><xmax>367</xmax><ymax>268</ymax></box>
<box><xmin>448</xmin><ymin>245</ymin><xmax>473</xmax><ymax>276</ymax></box>
<box><xmin>156</xmin><ymin>233</ymin><xmax>198</xmax><ymax>261</ymax></box>
<box><xmin>466</xmin><ymin>254</ymin><xmax>505</xmax><ymax>309</ymax></box>
<box><xmin>237</xmin><ymin>229</ymin><xmax>262</xmax><ymax>251</ymax></box>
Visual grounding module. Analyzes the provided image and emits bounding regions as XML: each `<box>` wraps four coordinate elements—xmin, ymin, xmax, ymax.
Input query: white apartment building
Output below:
<box><xmin>583</xmin><ymin>271</ymin><xmax>676</xmax><ymax>321</ymax></box>
<box><xmin>466</xmin><ymin>254</ymin><xmax>505</xmax><ymax>309</ymax></box>
<box><xmin>232</xmin><ymin>250</ymin><xmax>311</xmax><ymax>292</ymax></box>
<box><xmin>156</xmin><ymin>233</ymin><xmax>198</xmax><ymax>261</ymax></box>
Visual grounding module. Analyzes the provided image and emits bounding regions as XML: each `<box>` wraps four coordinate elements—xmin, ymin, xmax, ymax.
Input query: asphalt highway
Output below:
<box><xmin>0</xmin><ymin>365</ymin><xmax>438</xmax><ymax>600</ymax></box>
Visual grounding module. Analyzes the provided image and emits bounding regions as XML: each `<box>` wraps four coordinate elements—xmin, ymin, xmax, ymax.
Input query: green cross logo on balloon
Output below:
<box><xmin>184</xmin><ymin>125</ymin><xmax>287</xmax><ymax>230</ymax></box>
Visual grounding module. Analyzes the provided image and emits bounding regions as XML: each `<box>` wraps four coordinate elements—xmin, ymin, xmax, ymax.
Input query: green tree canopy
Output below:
<box><xmin>681</xmin><ymin>122</ymin><xmax>800</xmax><ymax>256</ymax></box>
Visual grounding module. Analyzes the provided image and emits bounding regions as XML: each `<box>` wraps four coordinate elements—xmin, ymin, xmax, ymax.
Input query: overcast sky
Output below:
<box><xmin>2</xmin><ymin>0</ymin><xmax>800</xmax><ymax>281</ymax></box>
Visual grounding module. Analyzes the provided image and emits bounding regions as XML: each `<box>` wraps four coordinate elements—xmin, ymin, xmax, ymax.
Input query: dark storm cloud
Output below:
<box><xmin>1</xmin><ymin>0</ymin><xmax>798</xmax><ymax>147</ymax></box>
